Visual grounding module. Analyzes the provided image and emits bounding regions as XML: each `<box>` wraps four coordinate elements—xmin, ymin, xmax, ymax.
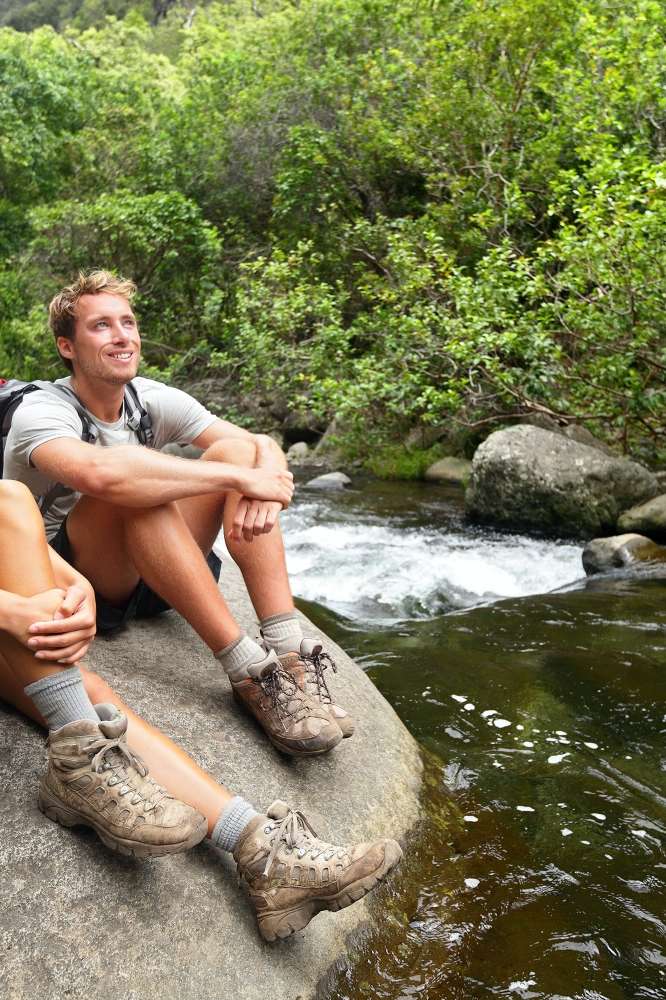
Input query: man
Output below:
<box><xmin>4</xmin><ymin>270</ymin><xmax>354</xmax><ymax>757</ymax></box>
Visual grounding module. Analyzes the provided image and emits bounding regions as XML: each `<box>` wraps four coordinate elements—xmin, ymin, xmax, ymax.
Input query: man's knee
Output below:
<box><xmin>201</xmin><ymin>437</ymin><xmax>257</xmax><ymax>468</ymax></box>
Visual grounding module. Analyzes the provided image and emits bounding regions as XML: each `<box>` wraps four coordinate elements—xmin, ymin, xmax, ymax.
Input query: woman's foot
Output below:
<box><xmin>38</xmin><ymin>704</ymin><xmax>208</xmax><ymax>859</ymax></box>
<box><xmin>233</xmin><ymin>800</ymin><xmax>402</xmax><ymax>941</ymax></box>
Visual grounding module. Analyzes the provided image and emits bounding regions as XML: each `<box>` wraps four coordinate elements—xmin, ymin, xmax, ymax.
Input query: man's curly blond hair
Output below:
<box><xmin>48</xmin><ymin>270</ymin><xmax>137</xmax><ymax>371</ymax></box>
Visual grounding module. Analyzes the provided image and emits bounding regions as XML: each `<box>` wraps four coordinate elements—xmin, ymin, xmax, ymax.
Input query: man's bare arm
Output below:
<box><xmin>31</xmin><ymin>437</ymin><xmax>294</xmax><ymax>508</ymax></box>
<box><xmin>192</xmin><ymin>421</ymin><xmax>289</xmax><ymax>541</ymax></box>
<box><xmin>193</xmin><ymin>420</ymin><xmax>287</xmax><ymax>469</ymax></box>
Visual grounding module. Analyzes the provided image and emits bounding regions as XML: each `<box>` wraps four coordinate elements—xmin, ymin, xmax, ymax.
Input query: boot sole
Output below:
<box><xmin>38</xmin><ymin>785</ymin><xmax>208</xmax><ymax>859</ymax></box>
<box><xmin>232</xmin><ymin>691</ymin><xmax>343</xmax><ymax>757</ymax></box>
<box><xmin>257</xmin><ymin>839</ymin><xmax>403</xmax><ymax>942</ymax></box>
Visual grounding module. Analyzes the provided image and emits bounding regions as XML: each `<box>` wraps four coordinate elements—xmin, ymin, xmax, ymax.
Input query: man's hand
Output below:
<box><xmin>227</xmin><ymin>499</ymin><xmax>283</xmax><ymax>543</ymax></box>
<box><xmin>27</xmin><ymin>583</ymin><xmax>97</xmax><ymax>664</ymax></box>
<box><xmin>236</xmin><ymin>467</ymin><xmax>294</xmax><ymax>508</ymax></box>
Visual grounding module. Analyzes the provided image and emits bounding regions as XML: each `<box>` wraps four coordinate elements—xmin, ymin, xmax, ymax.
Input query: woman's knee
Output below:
<box><xmin>0</xmin><ymin>479</ymin><xmax>34</xmax><ymax>509</ymax></box>
<box><xmin>0</xmin><ymin>480</ymin><xmax>43</xmax><ymax>537</ymax></box>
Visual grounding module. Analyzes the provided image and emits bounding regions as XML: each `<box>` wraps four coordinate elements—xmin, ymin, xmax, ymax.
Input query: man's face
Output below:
<box><xmin>58</xmin><ymin>292</ymin><xmax>141</xmax><ymax>385</ymax></box>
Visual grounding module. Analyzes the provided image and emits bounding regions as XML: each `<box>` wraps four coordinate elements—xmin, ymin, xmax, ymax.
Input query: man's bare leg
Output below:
<box><xmin>179</xmin><ymin>440</ymin><xmax>357</xmax><ymax>735</ymax></box>
<box><xmin>66</xmin><ymin>495</ymin><xmax>242</xmax><ymax>651</ymax></box>
<box><xmin>66</xmin><ymin>437</ymin><xmax>295</xmax><ymax>644</ymax></box>
<box><xmin>178</xmin><ymin>437</ymin><xmax>296</xmax><ymax>621</ymax></box>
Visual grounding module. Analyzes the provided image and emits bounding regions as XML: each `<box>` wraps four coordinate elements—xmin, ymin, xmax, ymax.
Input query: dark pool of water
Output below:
<box><xmin>287</xmin><ymin>477</ymin><xmax>666</xmax><ymax>1000</ymax></box>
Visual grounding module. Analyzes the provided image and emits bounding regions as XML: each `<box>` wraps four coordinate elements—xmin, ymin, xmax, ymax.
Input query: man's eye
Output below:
<box><xmin>95</xmin><ymin>321</ymin><xmax>108</xmax><ymax>328</ymax></box>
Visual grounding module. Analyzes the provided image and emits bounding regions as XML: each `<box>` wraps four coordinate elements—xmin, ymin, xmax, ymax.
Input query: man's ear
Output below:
<box><xmin>56</xmin><ymin>336</ymin><xmax>74</xmax><ymax>361</ymax></box>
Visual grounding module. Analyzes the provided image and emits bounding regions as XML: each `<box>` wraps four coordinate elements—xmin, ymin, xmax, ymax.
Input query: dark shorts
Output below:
<box><xmin>50</xmin><ymin>516</ymin><xmax>222</xmax><ymax>634</ymax></box>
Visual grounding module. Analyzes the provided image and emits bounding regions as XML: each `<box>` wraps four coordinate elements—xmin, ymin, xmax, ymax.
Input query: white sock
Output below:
<box><xmin>214</xmin><ymin>634</ymin><xmax>267</xmax><ymax>682</ymax></box>
<box><xmin>209</xmin><ymin>796</ymin><xmax>259</xmax><ymax>853</ymax></box>
<box><xmin>260</xmin><ymin>612</ymin><xmax>303</xmax><ymax>656</ymax></box>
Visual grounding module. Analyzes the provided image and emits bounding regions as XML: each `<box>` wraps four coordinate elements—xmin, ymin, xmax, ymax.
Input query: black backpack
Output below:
<box><xmin>0</xmin><ymin>378</ymin><xmax>154</xmax><ymax>515</ymax></box>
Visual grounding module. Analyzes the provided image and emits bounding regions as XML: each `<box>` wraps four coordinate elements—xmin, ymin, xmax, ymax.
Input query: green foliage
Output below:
<box><xmin>1</xmin><ymin>0</ymin><xmax>665</xmax><ymax>465</ymax></box>
<box><xmin>365</xmin><ymin>445</ymin><xmax>446</xmax><ymax>481</ymax></box>
<box><xmin>25</xmin><ymin>189</ymin><xmax>222</xmax><ymax>358</ymax></box>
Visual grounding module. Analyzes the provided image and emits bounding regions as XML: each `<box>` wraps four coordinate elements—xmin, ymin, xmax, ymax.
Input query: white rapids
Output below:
<box><xmin>279</xmin><ymin>498</ymin><xmax>583</xmax><ymax>623</ymax></box>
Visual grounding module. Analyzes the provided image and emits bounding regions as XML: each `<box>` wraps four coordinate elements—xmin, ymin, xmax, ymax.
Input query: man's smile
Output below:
<box><xmin>106</xmin><ymin>350</ymin><xmax>135</xmax><ymax>361</ymax></box>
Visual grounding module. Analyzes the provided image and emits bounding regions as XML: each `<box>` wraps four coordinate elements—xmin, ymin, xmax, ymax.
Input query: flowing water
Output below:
<box><xmin>281</xmin><ymin>477</ymin><xmax>666</xmax><ymax>1000</ymax></box>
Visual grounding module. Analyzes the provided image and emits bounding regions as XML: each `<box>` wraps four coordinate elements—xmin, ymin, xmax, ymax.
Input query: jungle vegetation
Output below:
<box><xmin>1</xmin><ymin>0</ymin><xmax>665</xmax><ymax>464</ymax></box>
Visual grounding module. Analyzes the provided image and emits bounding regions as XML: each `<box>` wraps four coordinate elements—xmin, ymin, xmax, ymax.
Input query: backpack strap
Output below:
<box><xmin>123</xmin><ymin>380</ymin><xmax>154</xmax><ymax>448</ymax></box>
<box><xmin>3</xmin><ymin>379</ymin><xmax>154</xmax><ymax>520</ymax></box>
<box><xmin>31</xmin><ymin>380</ymin><xmax>98</xmax><ymax>445</ymax></box>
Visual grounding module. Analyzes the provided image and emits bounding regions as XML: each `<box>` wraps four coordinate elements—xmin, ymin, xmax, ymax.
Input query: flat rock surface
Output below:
<box><xmin>0</xmin><ymin>555</ymin><xmax>422</xmax><ymax>1000</ymax></box>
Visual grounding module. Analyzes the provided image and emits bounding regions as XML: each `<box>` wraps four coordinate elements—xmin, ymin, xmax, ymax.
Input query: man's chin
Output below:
<box><xmin>104</xmin><ymin>364</ymin><xmax>140</xmax><ymax>385</ymax></box>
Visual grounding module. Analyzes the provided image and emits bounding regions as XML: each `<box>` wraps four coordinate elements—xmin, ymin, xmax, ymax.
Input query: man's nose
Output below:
<box><xmin>111</xmin><ymin>322</ymin><xmax>131</xmax><ymax>341</ymax></box>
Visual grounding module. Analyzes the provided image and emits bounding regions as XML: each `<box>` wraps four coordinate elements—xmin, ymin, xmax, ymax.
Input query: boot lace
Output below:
<box><xmin>87</xmin><ymin>736</ymin><xmax>167</xmax><ymax>812</ymax></box>
<box><xmin>300</xmin><ymin>647</ymin><xmax>337</xmax><ymax>706</ymax></box>
<box><xmin>259</xmin><ymin>665</ymin><xmax>310</xmax><ymax>726</ymax></box>
<box><xmin>261</xmin><ymin>808</ymin><xmax>348</xmax><ymax>876</ymax></box>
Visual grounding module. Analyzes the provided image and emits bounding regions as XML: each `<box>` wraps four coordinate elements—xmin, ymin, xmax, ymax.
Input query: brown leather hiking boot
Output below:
<box><xmin>278</xmin><ymin>639</ymin><xmax>355</xmax><ymax>738</ymax></box>
<box><xmin>233</xmin><ymin>800</ymin><xmax>403</xmax><ymax>941</ymax></box>
<box><xmin>38</xmin><ymin>704</ymin><xmax>207</xmax><ymax>859</ymax></box>
<box><xmin>231</xmin><ymin>652</ymin><xmax>342</xmax><ymax>756</ymax></box>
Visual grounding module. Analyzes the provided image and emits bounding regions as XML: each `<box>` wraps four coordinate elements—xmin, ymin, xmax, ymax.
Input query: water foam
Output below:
<box><xmin>280</xmin><ymin>499</ymin><xmax>582</xmax><ymax>622</ymax></box>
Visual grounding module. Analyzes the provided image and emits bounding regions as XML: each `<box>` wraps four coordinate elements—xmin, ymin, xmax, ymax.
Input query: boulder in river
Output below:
<box><xmin>424</xmin><ymin>456</ymin><xmax>472</xmax><ymax>485</ymax></box>
<box><xmin>617</xmin><ymin>493</ymin><xmax>666</xmax><ymax>543</ymax></box>
<box><xmin>306</xmin><ymin>471</ymin><xmax>351</xmax><ymax>491</ymax></box>
<box><xmin>519</xmin><ymin>413</ymin><xmax>615</xmax><ymax>455</ymax></box>
<box><xmin>465</xmin><ymin>425</ymin><xmax>658</xmax><ymax>539</ymax></box>
<box><xmin>582</xmin><ymin>533</ymin><xmax>666</xmax><ymax>575</ymax></box>
<box><xmin>286</xmin><ymin>440</ymin><xmax>310</xmax><ymax>463</ymax></box>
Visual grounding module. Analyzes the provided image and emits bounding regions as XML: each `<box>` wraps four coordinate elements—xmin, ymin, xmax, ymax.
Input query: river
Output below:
<box><xmin>281</xmin><ymin>476</ymin><xmax>665</xmax><ymax>1000</ymax></box>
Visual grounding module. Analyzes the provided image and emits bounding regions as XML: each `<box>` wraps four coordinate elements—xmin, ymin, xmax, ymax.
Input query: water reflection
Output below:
<box><xmin>281</xmin><ymin>479</ymin><xmax>666</xmax><ymax>1000</ymax></box>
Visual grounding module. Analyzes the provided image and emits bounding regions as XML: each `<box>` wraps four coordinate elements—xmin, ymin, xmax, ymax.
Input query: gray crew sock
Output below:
<box><xmin>209</xmin><ymin>795</ymin><xmax>259</xmax><ymax>853</ymax></box>
<box><xmin>260</xmin><ymin>612</ymin><xmax>303</xmax><ymax>656</ymax></box>
<box><xmin>214</xmin><ymin>634</ymin><xmax>268</xmax><ymax>682</ymax></box>
<box><xmin>25</xmin><ymin>666</ymin><xmax>99</xmax><ymax>732</ymax></box>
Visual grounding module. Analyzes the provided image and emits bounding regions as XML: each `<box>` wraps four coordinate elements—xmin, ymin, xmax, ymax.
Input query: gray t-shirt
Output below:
<box><xmin>4</xmin><ymin>376</ymin><xmax>217</xmax><ymax>539</ymax></box>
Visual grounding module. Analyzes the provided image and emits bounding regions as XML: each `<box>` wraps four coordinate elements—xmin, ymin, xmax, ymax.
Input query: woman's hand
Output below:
<box><xmin>26</xmin><ymin>583</ymin><xmax>97</xmax><ymax>664</ymax></box>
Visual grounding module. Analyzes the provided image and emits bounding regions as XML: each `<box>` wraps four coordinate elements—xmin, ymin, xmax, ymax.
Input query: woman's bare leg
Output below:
<box><xmin>0</xmin><ymin>480</ymin><xmax>232</xmax><ymax>834</ymax></box>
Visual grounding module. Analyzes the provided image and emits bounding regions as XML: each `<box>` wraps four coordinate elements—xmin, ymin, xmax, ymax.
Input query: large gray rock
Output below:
<box><xmin>286</xmin><ymin>440</ymin><xmax>310</xmax><ymax>463</ymax></box>
<box><xmin>582</xmin><ymin>533</ymin><xmax>666</xmax><ymax>575</ymax></box>
<box><xmin>465</xmin><ymin>425</ymin><xmax>658</xmax><ymax>539</ymax></box>
<box><xmin>519</xmin><ymin>413</ymin><xmax>615</xmax><ymax>455</ymax></box>
<box><xmin>424</xmin><ymin>457</ymin><xmax>472</xmax><ymax>485</ymax></box>
<box><xmin>0</xmin><ymin>557</ymin><xmax>421</xmax><ymax>1000</ymax></box>
<box><xmin>617</xmin><ymin>493</ymin><xmax>666</xmax><ymax>543</ymax></box>
<box><xmin>306</xmin><ymin>472</ymin><xmax>351</xmax><ymax>491</ymax></box>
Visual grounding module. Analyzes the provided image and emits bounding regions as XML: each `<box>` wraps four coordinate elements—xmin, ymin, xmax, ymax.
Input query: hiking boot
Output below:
<box><xmin>38</xmin><ymin>703</ymin><xmax>208</xmax><ymax>859</ymax></box>
<box><xmin>277</xmin><ymin>639</ymin><xmax>355</xmax><ymax>738</ymax></box>
<box><xmin>231</xmin><ymin>651</ymin><xmax>342</xmax><ymax>756</ymax></box>
<box><xmin>233</xmin><ymin>800</ymin><xmax>403</xmax><ymax>941</ymax></box>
